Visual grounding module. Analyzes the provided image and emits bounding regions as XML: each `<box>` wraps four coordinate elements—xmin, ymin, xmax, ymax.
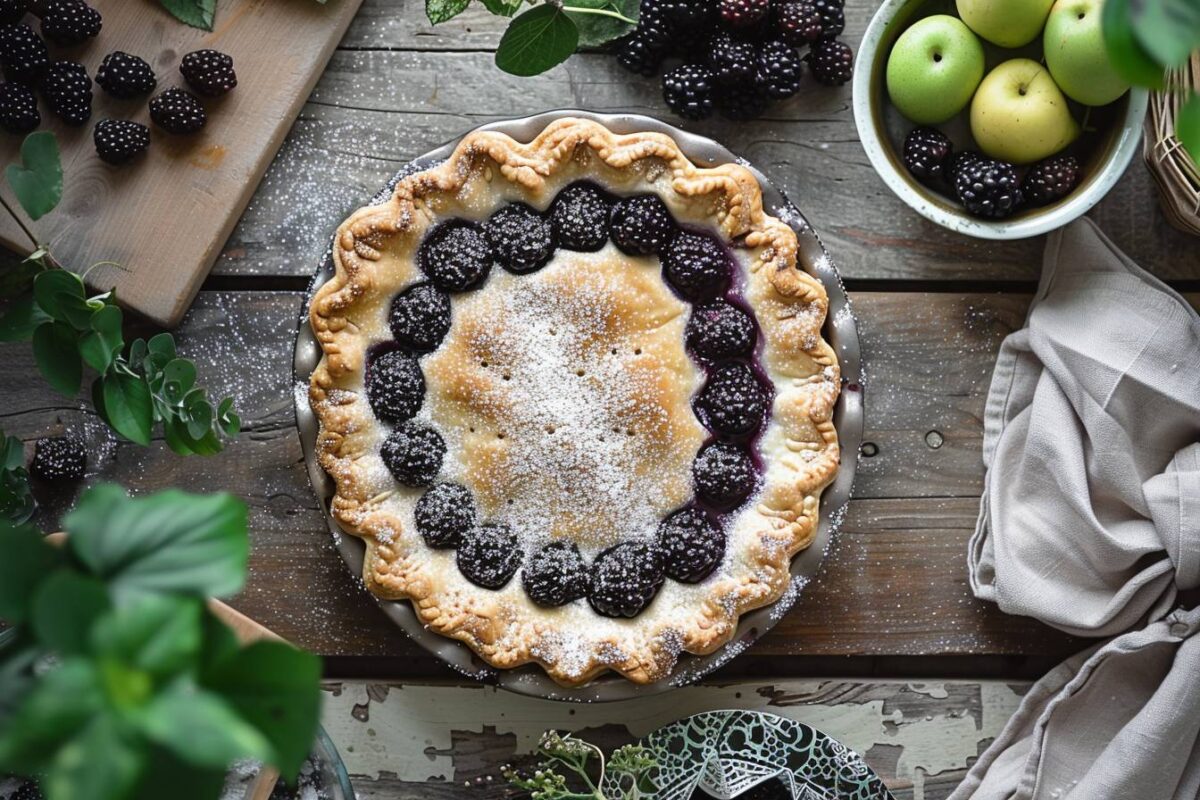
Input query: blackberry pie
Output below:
<box><xmin>309</xmin><ymin>118</ymin><xmax>840</xmax><ymax>686</ymax></box>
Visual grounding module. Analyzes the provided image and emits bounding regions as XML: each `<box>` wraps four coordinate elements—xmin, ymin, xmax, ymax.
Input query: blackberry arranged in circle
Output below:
<box><xmin>0</xmin><ymin>81</ymin><xmax>38</xmax><ymax>133</ymax></box>
<box><xmin>707</xmin><ymin>31</ymin><xmax>756</xmax><ymax>87</ymax></box>
<box><xmin>720</xmin><ymin>0</ymin><xmax>769</xmax><ymax>29</ymax></box>
<box><xmin>686</xmin><ymin>300</ymin><xmax>756</xmax><ymax>360</ymax></box>
<box><xmin>180</xmin><ymin>49</ymin><xmax>237</xmax><ymax>97</ymax></box>
<box><xmin>658</xmin><ymin>507</ymin><xmax>724</xmax><ymax>582</ymax></box>
<box><xmin>30</xmin><ymin>436</ymin><xmax>85</xmax><ymax>482</ymax></box>
<box><xmin>775</xmin><ymin>1</ymin><xmax>823</xmax><ymax>45</ymax></box>
<box><xmin>695</xmin><ymin>361</ymin><xmax>769</xmax><ymax>436</ymax></box>
<box><xmin>40</xmin><ymin>60</ymin><xmax>90</xmax><ymax>125</ymax></box>
<box><xmin>693</xmin><ymin>440</ymin><xmax>757</xmax><ymax>509</ymax></box>
<box><xmin>757</xmin><ymin>40</ymin><xmax>803</xmax><ymax>100</ymax></box>
<box><xmin>954</xmin><ymin>154</ymin><xmax>1022</xmax><ymax>219</ymax></box>
<box><xmin>366</xmin><ymin>349</ymin><xmax>425</xmax><ymax>424</ymax></box>
<box><xmin>610</xmin><ymin>194</ymin><xmax>676</xmax><ymax>256</ymax></box>
<box><xmin>39</xmin><ymin>0</ymin><xmax>101</xmax><ymax>47</ymax></box>
<box><xmin>418</xmin><ymin>220</ymin><xmax>494</xmax><ymax>292</ymax></box>
<box><xmin>589</xmin><ymin>541</ymin><xmax>665</xmax><ymax>618</ymax></box>
<box><xmin>716</xmin><ymin>83</ymin><xmax>771</xmax><ymax>121</ymax></box>
<box><xmin>457</xmin><ymin>523</ymin><xmax>522</xmax><ymax>589</ymax></box>
<box><xmin>381</xmin><ymin>422</ymin><xmax>445</xmax><ymax>487</ymax></box>
<box><xmin>663</xmin><ymin>232</ymin><xmax>731</xmax><ymax>301</ymax></box>
<box><xmin>94</xmin><ymin>119</ymin><xmax>150</xmax><ymax>165</ymax></box>
<box><xmin>811</xmin><ymin>0</ymin><xmax>844</xmax><ymax>37</ymax></box>
<box><xmin>149</xmin><ymin>88</ymin><xmax>206</xmax><ymax>134</ymax></box>
<box><xmin>523</xmin><ymin>541</ymin><xmax>590</xmax><ymax>606</ymax></box>
<box><xmin>414</xmin><ymin>482</ymin><xmax>476</xmax><ymax>548</ymax></box>
<box><xmin>483</xmin><ymin>202</ymin><xmax>556</xmax><ymax>274</ymax></box>
<box><xmin>1</xmin><ymin>23</ymin><xmax>49</xmax><ymax>84</ymax></box>
<box><xmin>95</xmin><ymin>51</ymin><xmax>155</xmax><ymax>98</ymax></box>
<box><xmin>663</xmin><ymin>63</ymin><xmax>715</xmax><ymax>120</ymax></box>
<box><xmin>808</xmin><ymin>38</ymin><xmax>854</xmax><ymax>86</ymax></box>
<box><xmin>1022</xmin><ymin>155</ymin><xmax>1080</xmax><ymax>207</ymax></box>
<box><xmin>902</xmin><ymin>127</ymin><xmax>953</xmax><ymax>186</ymax></box>
<box><xmin>389</xmin><ymin>282</ymin><xmax>452</xmax><ymax>353</ymax></box>
<box><xmin>549</xmin><ymin>181</ymin><xmax>613</xmax><ymax>251</ymax></box>
<box><xmin>0</xmin><ymin>0</ymin><xmax>26</xmax><ymax>25</ymax></box>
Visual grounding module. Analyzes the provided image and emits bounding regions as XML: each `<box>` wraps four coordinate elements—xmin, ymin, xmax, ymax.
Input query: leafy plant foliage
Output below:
<box><xmin>0</xmin><ymin>429</ymin><xmax>34</xmax><ymax>524</ymax></box>
<box><xmin>504</xmin><ymin>731</ymin><xmax>658</xmax><ymax>800</ymax></box>
<box><xmin>0</xmin><ymin>485</ymin><xmax>323</xmax><ymax>799</ymax></box>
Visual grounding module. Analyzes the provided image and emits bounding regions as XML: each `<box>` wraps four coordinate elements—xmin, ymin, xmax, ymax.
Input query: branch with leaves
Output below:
<box><xmin>504</xmin><ymin>731</ymin><xmax>658</xmax><ymax>800</ymax></box>
<box><xmin>0</xmin><ymin>132</ymin><xmax>239</xmax><ymax>456</ymax></box>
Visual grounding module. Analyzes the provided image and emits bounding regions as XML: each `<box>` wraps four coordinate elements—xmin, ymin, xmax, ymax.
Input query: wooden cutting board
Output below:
<box><xmin>0</xmin><ymin>0</ymin><xmax>363</xmax><ymax>327</ymax></box>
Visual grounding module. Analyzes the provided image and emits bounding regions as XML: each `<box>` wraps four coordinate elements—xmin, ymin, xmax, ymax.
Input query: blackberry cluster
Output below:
<box><xmin>39</xmin><ymin>0</ymin><xmax>102</xmax><ymax>47</ymax></box>
<box><xmin>93</xmin><ymin>118</ymin><xmax>149</xmax><ymax>164</ymax></box>
<box><xmin>41</xmin><ymin>59</ymin><xmax>90</xmax><ymax>125</ymax></box>
<box><xmin>95</xmin><ymin>51</ymin><xmax>155</xmax><ymax>98</ymax></box>
<box><xmin>549</xmin><ymin>181</ymin><xmax>613</xmax><ymax>251</ymax></box>
<box><xmin>418</xmin><ymin>220</ymin><xmax>494</xmax><ymax>291</ymax></box>
<box><xmin>180</xmin><ymin>49</ymin><xmax>237</xmax><ymax>97</ymax></box>
<box><xmin>686</xmin><ymin>300</ymin><xmax>756</xmax><ymax>360</ymax></box>
<box><xmin>953</xmin><ymin>153</ymin><xmax>1023</xmax><ymax>219</ymax></box>
<box><xmin>610</xmin><ymin>194</ymin><xmax>676</xmax><ymax>255</ymax></box>
<box><xmin>662</xmin><ymin>232</ymin><xmax>730</xmax><ymax>301</ymax></box>
<box><xmin>1022</xmin><ymin>155</ymin><xmax>1080</xmax><ymax>207</ymax></box>
<box><xmin>0</xmin><ymin>0</ymin><xmax>26</xmax><ymax>26</ymax></box>
<box><xmin>0</xmin><ymin>80</ymin><xmax>38</xmax><ymax>133</ymax></box>
<box><xmin>614</xmin><ymin>0</ymin><xmax>853</xmax><ymax>121</ymax></box>
<box><xmin>149</xmin><ymin>87</ymin><xmax>206</xmax><ymax>135</ymax></box>
<box><xmin>30</xmin><ymin>436</ymin><xmax>86</xmax><ymax>482</ymax></box>
<box><xmin>901</xmin><ymin>127</ymin><xmax>953</xmax><ymax>186</ymax></box>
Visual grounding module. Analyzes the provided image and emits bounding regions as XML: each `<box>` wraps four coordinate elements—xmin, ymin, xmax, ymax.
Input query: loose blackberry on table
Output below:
<box><xmin>30</xmin><ymin>436</ymin><xmax>86</xmax><ymax>483</ymax></box>
<box><xmin>483</xmin><ymin>202</ymin><xmax>556</xmax><ymax>274</ymax></box>
<box><xmin>808</xmin><ymin>37</ymin><xmax>854</xmax><ymax>86</ymax></box>
<box><xmin>775</xmin><ymin>1</ymin><xmax>823</xmax><ymax>45</ymax></box>
<box><xmin>757</xmin><ymin>39</ymin><xmax>804</xmax><ymax>99</ymax></box>
<box><xmin>457</xmin><ymin>523</ymin><xmax>522</xmax><ymax>590</ymax></box>
<box><xmin>662</xmin><ymin>232</ymin><xmax>731</xmax><ymax>301</ymax></box>
<box><xmin>659</xmin><ymin>0</ymin><xmax>716</xmax><ymax>31</ymax></box>
<box><xmin>549</xmin><ymin>181</ymin><xmax>613</xmax><ymax>251</ymax></box>
<box><xmin>810</xmin><ymin>0</ymin><xmax>844</xmax><ymax>36</ymax></box>
<box><xmin>693</xmin><ymin>440</ymin><xmax>757</xmax><ymax>509</ymax></box>
<box><xmin>0</xmin><ymin>0</ymin><xmax>26</xmax><ymax>25</ymax></box>
<box><xmin>95</xmin><ymin>51</ymin><xmax>155</xmax><ymax>98</ymax></box>
<box><xmin>149</xmin><ymin>87</ymin><xmax>206</xmax><ymax>134</ymax></box>
<box><xmin>414</xmin><ymin>482</ymin><xmax>476</xmax><ymax>548</ymax></box>
<box><xmin>366</xmin><ymin>349</ymin><xmax>425</xmax><ymax>424</ymax></box>
<box><xmin>720</xmin><ymin>0</ymin><xmax>769</xmax><ymax>29</ymax></box>
<box><xmin>38</xmin><ymin>0</ymin><xmax>101</xmax><ymax>47</ymax></box>
<box><xmin>662</xmin><ymin>62</ymin><xmax>715</xmax><ymax>120</ymax></box>
<box><xmin>418</xmin><ymin>220</ymin><xmax>494</xmax><ymax>292</ymax></box>
<box><xmin>180</xmin><ymin>49</ymin><xmax>237</xmax><ymax>98</ymax></box>
<box><xmin>388</xmin><ymin>282</ymin><xmax>452</xmax><ymax>353</ymax></box>
<box><xmin>707</xmin><ymin>31</ymin><xmax>757</xmax><ymax>86</ymax></box>
<box><xmin>658</xmin><ymin>507</ymin><xmax>725</xmax><ymax>582</ymax></box>
<box><xmin>522</xmin><ymin>541</ymin><xmax>590</xmax><ymax>606</ymax></box>
<box><xmin>1</xmin><ymin>23</ymin><xmax>49</xmax><ymax>84</ymax></box>
<box><xmin>40</xmin><ymin>59</ymin><xmax>90</xmax><ymax>125</ymax></box>
<box><xmin>686</xmin><ymin>300</ymin><xmax>757</xmax><ymax>360</ymax></box>
<box><xmin>589</xmin><ymin>541</ymin><xmax>666</xmax><ymax>618</ymax></box>
<box><xmin>610</xmin><ymin>194</ymin><xmax>677</xmax><ymax>256</ymax></box>
<box><xmin>93</xmin><ymin>118</ymin><xmax>149</xmax><ymax>165</ymax></box>
<box><xmin>380</xmin><ymin>422</ymin><xmax>445</xmax><ymax>487</ymax></box>
<box><xmin>0</xmin><ymin>80</ymin><xmax>38</xmax><ymax>133</ymax></box>
<box><xmin>695</xmin><ymin>361</ymin><xmax>770</xmax><ymax>436</ymax></box>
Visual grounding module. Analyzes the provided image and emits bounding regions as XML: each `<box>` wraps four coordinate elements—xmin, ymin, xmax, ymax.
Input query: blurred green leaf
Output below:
<box><xmin>1102</xmin><ymin>0</ymin><xmax>1167</xmax><ymax>87</ymax></box>
<box><xmin>32</xmin><ymin>321</ymin><xmax>81</xmax><ymax>396</ymax></box>
<box><xmin>1178</xmin><ymin>94</ymin><xmax>1200</xmax><ymax>166</ymax></box>
<box><xmin>1129</xmin><ymin>0</ymin><xmax>1200</xmax><ymax>68</ymax></box>
<box><xmin>136</xmin><ymin>678</ymin><xmax>273</xmax><ymax>768</ymax></box>
<box><xmin>44</xmin><ymin>713</ymin><xmax>144</xmax><ymax>800</ymax></box>
<box><xmin>0</xmin><ymin>293</ymin><xmax>50</xmax><ymax>341</ymax></box>
<box><xmin>129</xmin><ymin>745</ymin><xmax>228</xmax><ymax>800</ymax></box>
<box><xmin>31</xmin><ymin>570</ymin><xmax>111</xmax><ymax>656</ymax></box>
<box><xmin>495</xmin><ymin>5</ymin><xmax>579</xmax><ymax>76</ymax></box>
<box><xmin>0</xmin><ymin>521</ymin><xmax>60</xmax><ymax>621</ymax></box>
<box><xmin>5</xmin><ymin>132</ymin><xmax>63</xmax><ymax>221</ymax></box>
<box><xmin>92</xmin><ymin>595</ymin><xmax>204</xmax><ymax>678</ymax></box>
<box><xmin>0</xmin><ymin>658</ymin><xmax>105</xmax><ymax>773</ymax></box>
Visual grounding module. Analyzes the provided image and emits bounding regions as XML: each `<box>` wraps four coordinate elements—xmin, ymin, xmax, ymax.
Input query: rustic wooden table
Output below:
<box><xmin>4</xmin><ymin>0</ymin><xmax>1198</xmax><ymax>797</ymax></box>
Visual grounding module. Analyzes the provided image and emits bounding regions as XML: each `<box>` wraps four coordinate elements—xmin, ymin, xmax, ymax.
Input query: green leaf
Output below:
<box><xmin>31</xmin><ymin>570</ymin><xmax>111</xmax><ymax>656</ymax></box>
<box><xmin>137</xmin><ymin>678</ymin><xmax>273</xmax><ymax>769</ymax></box>
<box><xmin>0</xmin><ymin>521</ymin><xmax>61</xmax><ymax>622</ymax></box>
<box><xmin>1178</xmin><ymin>94</ymin><xmax>1200</xmax><ymax>167</ymax></box>
<box><xmin>564</xmin><ymin>0</ymin><xmax>637</xmax><ymax>47</ymax></box>
<box><xmin>479</xmin><ymin>0</ymin><xmax>522</xmax><ymax>16</ymax></box>
<box><xmin>186</xmin><ymin>400</ymin><xmax>213</xmax><ymax>440</ymax></box>
<box><xmin>92</xmin><ymin>594</ymin><xmax>203</xmax><ymax>678</ymax></box>
<box><xmin>79</xmin><ymin>331</ymin><xmax>113</xmax><ymax>372</ymax></box>
<box><xmin>32</xmin><ymin>321</ymin><xmax>81</xmax><ymax>396</ymax></box>
<box><xmin>427</xmin><ymin>0</ymin><xmax>470</xmax><ymax>24</ymax></box>
<box><xmin>44</xmin><ymin>713</ymin><xmax>144</xmax><ymax>800</ymax></box>
<box><xmin>1102</xmin><ymin>0</ymin><xmax>1166</xmax><ymax>88</ymax></box>
<box><xmin>129</xmin><ymin>745</ymin><xmax>228</xmax><ymax>800</ymax></box>
<box><xmin>1</xmin><ymin>431</ymin><xmax>21</xmax><ymax>469</ymax></box>
<box><xmin>163</xmin><ymin>358</ymin><xmax>197</xmax><ymax>402</ymax></box>
<box><xmin>33</xmin><ymin>269</ymin><xmax>85</xmax><ymax>323</ymax></box>
<box><xmin>200</xmin><ymin>641</ymin><xmax>323</xmax><ymax>779</ymax></box>
<box><xmin>5</xmin><ymin>132</ymin><xmax>63</xmax><ymax>221</ymax></box>
<box><xmin>57</xmin><ymin>292</ymin><xmax>96</xmax><ymax>330</ymax></box>
<box><xmin>0</xmin><ymin>293</ymin><xmax>51</xmax><ymax>341</ymax></box>
<box><xmin>0</xmin><ymin>658</ymin><xmax>105</xmax><ymax>773</ymax></box>
<box><xmin>102</xmin><ymin>372</ymin><xmax>154</xmax><ymax>445</ymax></box>
<box><xmin>1129</xmin><ymin>0</ymin><xmax>1200</xmax><ymax>68</ymax></box>
<box><xmin>147</xmin><ymin>332</ymin><xmax>176</xmax><ymax>363</ymax></box>
<box><xmin>65</xmin><ymin>484</ymin><xmax>249</xmax><ymax>600</ymax></box>
<box><xmin>196</xmin><ymin>605</ymin><xmax>241</xmax><ymax>672</ymax></box>
<box><xmin>495</xmin><ymin>5</ymin><xmax>579</xmax><ymax>77</ymax></box>
<box><xmin>157</xmin><ymin>0</ymin><xmax>216</xmax><ymax>30</ymax></box>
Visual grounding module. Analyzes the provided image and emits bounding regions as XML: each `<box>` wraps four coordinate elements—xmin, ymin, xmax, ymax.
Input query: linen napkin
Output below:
<box><xmin>948</xmin><ymin>218</ymin><xmax>1200</xmax><ymax>800</ymax></box>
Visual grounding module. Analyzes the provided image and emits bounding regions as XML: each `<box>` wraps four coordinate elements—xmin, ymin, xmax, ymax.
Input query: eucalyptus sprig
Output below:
<box><xmin>1102</xmin><ymin>0</ymin><xmax>1200</xmax><ymax>162</ymax></box>
<box><xmin>0</xmin><ymin>131</ymin><xmax>239</xmax><ymax>454</ymax></box>
<box><xmin>427</xmin><ymin>0</ymin><xmax>638</xmax><ymax>76</ymax></box>
<box><xmin>0</xmin><ymin>429</ymin><xmax>34</xmax><ymax>524</ymax></box>
<box><xmin>504</xmin><ymin>731</ymin><xmax>658</xmax><ymax>800</ymax></box>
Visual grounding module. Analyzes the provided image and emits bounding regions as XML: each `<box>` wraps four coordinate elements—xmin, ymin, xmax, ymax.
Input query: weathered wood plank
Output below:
<box><xmin>3</xmin><ymin>289</ymin><xmax>1146</xmax><ymax>662</ymax></box>
<box><xmin>322</xmin><ymin>679</ymin><xmax>1029</xmax><ymax>800</ymax></box>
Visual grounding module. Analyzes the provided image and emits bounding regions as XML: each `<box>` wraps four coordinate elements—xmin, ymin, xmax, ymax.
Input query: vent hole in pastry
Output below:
<box><xmin>481</xmin><ymin>361</ymin><xmax>489</xmax><ymax>368</ymax></box>
<box><xmin>634</xmin><ymin>348</ymin><xmax>642</xmax><ymax>355</ymax></box>
<box><xmin>497</xmin><ymin>432</ymin><xmax>506</xmax><ymax>440</ymax></box>
<box><xmin>546</xmin><ymin>425</ymin><xmax>556</xmax><ymax>434</ymax></box>
<box><xmin>576</xmin><ymin>369</ymin><xmax>585</xmax><ymax>377</ymax></box>
<box><xmin>503</xmin><ymin>373</ymin><xmax>511</xmax><ymax>381</ymax></box>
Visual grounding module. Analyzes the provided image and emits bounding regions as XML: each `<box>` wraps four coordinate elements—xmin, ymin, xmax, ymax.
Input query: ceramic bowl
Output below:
<box><xmin>851</xmin><ymin>0</ymin><xmax>1149</xmax><ymax>240</ymax></box>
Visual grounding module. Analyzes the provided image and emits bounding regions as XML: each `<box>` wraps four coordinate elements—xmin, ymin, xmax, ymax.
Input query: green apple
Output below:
<box><xmin>886</xmin><ymin>15</ymin><xmax>985</xmax><ymax>125</ymax></box>
<box><xmin>1044</xmin><ymin>0</ymin><xmax>1130</xmax><ymax>105</ymax></box>
<box><xmin>956</xmin><ymin>0</ymin><xmax>1054</xmax><ymax>47</ymax></box>
<box><xmin>970</xmin><ymin>59</ymin><xmax>1080</xmax><ymax>163</ymax></box>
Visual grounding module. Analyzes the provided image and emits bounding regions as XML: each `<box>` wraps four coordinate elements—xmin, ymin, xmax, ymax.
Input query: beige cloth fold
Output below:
<box><xmin>950</xmin><ymin>218</ymin><xmax>1200</xmax><ymax>800</ymax></box>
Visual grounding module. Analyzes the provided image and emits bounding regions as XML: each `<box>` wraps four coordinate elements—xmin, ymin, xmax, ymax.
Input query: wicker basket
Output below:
<box><xmin>1144</xmin><ymin>52</ymin><xmax>1200</xmax><ymax>236</ymax></box>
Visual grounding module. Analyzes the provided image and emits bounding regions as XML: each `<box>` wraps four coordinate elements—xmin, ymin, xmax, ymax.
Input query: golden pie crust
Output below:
<box><xmin>309</xmin><ymin>117</ymin><xmax>841</xmax><ymax>687</ymax></box>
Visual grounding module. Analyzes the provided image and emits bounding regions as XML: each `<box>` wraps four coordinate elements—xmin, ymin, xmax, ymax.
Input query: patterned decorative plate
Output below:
<box><xmin>614</xmin><ymin>710</ymin><xmax>892</xmax><ymax>800</ymax></box>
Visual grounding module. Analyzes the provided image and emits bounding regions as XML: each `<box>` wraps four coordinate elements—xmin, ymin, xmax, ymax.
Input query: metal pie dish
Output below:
<box><xmin>293</xmin><ymin>110</ymin><xmax>864</xmax><ymax>702</ymax></box>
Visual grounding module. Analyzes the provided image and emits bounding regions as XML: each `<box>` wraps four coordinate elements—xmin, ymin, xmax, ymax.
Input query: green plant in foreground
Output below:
<box><xmin>0</xmin><ymin>132</ymin><xmax>239</xmax><ymax>455</ymax></box>
<box><xmin>1103</xmin><ymin>0</ymin><xmax>1200</xmax><ymax>162</ymax></box>
<box><xmin>426</xmin><ymin>0</ymin><xmax>638</xmax><ymax>76</ymax></box>
<box><xmin>0</xmin><ymin>484</ymin><xmax>323</xmax><ymax>800</ymax></box>
<box><xmin>0</xmin><ymin>429</ymin><xmax>34</xmax><ymax>524</ymax></box>
<box><xmin>504</xmin><ymin>731</ymin><xmax>658</xmax><ymax>800</ymax></box>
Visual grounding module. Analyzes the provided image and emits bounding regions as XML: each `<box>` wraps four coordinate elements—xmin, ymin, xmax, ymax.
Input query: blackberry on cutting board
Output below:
<box><xmin>0</xmin><ymin>81</ymin><xmax>38</xmax><ymax>133</ymax></box>
<box><xmin>149</xmin><ymin>87</ymin><xmax>206</xmax><ymax>134</ymax></box>
<box><xmin>757</xmin><ymin>40</ymin><xmax>804</xmax><ymax>100</ymax></box>
<box><xmin>0</xmin><ymin>0</ymin><xmax>26</xmax><ymax>25</ymax></box>
<box><xmin>954</xmin><ymin>154</ymin><xmax>1023</xmax><ymax>219</ymax></box>
<box><xmin>95</xmin><ymin>51</ymin><xmax>155</xmax><ymax>98</ymax></box>
<box><xmin>39</xmin><ymin>0</ymin><xmax>101</xmax><ymax>47</ymax></box>
<box><xmin>662</xmin><ymin>63</ymin><xmax>715</xmax><ymax>121</ymax></box>
<box><xmin>457</xmin><ymin>523</ymin><xmax>522</xmax><ymax>590</ymax></box>
<box><xmin>1022</xmin><ymin>155</ymin><xmax>1080</xmax><ymax>207</ymax></box>
<box><xmin>1</xmin><ymin>23</ymin><xmax>49</xmax><ymax>84</ymax></box>
<box><xmin>180</xmin><ymin>49</ymin><xmax>237</xmax><ymax>97</ymax></box>
<box><xmin>589</xmin><ymin>541</ymin><xmax>665</xmax><ymax>618</ymax></box>
<box><xmin>523</xmin><ymin>541</ymin><xmax>590</xmax><ymax>606</ymax></box>
<box><xmin>40</xmin><ymin>59</ymin><xmax>90</xmax><ymax>125</ymax></box>
<box><xmin>93</xmin><ymin>119</ymin><xmax>150</xmax><ymax>165</ymax></box>
<box><xmin>808</xmin><ymin>37</ymin><xmax>853</xmax><ymax>86</ymax></box>
<box><xmin>658</xmin><ymin>507</ymin><xmax>724</xmax><ymax>583</ymax></box>
<box><xmin>30</xmin><ymin>436</ymin><xmax>86</xmax><ymax>482</ymax></box>
<box><xmin>902</xmin><ymin>127</ymin><xmax>953</xmax><ymax>186</ymax></box>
